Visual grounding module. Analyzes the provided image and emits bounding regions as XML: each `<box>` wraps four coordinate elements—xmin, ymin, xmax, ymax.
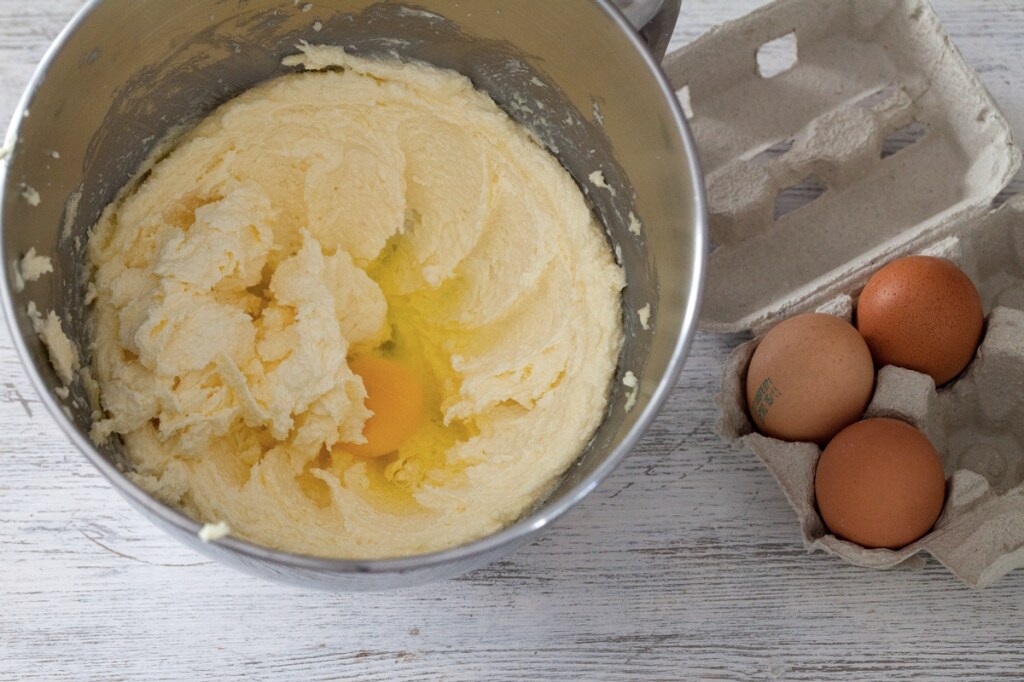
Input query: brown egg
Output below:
<box><xmin>815</xmin><ymin>418</ymin><xmax>946</xmax><ymax>549</ymax></box>
<box><xmin>856</xmin><ymin>256</ymin><xmax>983</xmax><ymax>385</ymax></box>
<box><xmin>746</xmin><ymin>313</ymin><xmax>874</xmax><ymax>443</ymax></box>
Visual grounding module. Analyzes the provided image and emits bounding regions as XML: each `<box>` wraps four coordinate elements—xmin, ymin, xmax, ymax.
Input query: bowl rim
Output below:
<box><xmin>0</xmin><ymin>0</ymin><xmax>708</xmax><ymax>575</ymax></box>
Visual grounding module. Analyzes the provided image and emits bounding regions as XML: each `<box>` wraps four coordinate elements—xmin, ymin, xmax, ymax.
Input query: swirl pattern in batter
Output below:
<box><xmin>87</xmin><ymin>45</ymin><xmax>624</xmax><ymax>558</ymax></box>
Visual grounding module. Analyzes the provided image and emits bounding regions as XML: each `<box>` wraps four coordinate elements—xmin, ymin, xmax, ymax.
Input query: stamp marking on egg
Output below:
<box><xmin>751</xmin><ymin>377</ymin><xmax>781</xmax><ymax>424</ymax></box>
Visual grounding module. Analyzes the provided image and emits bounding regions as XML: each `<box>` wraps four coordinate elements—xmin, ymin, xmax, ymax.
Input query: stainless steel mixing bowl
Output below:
<box><xmin>0</xmin><ymin>0</ymin><xmax>706</xmax><ymax>590</ymax></box>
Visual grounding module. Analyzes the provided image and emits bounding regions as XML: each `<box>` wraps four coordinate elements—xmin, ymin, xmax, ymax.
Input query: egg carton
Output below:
<box><xmin>663</xmin><ymin>0</ymin><xmax>1024</xmax><ymax>586</ymax></box>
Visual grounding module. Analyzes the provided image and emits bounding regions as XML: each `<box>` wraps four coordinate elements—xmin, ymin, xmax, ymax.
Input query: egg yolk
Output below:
<box><xmin>341</xmin><ymin>356</ymin><xmax>425</xmax><ymax>457</ymax></box>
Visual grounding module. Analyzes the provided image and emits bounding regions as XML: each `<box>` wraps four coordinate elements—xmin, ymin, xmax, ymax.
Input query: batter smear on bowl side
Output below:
<box><xmin>86</xmin><ymin>45</ymin><xmax>624</xmax><ymax>559</ymax></box>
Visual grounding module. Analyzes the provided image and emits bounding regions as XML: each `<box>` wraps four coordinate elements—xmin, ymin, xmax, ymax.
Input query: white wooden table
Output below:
<box><xmin>3</xmin><ymin>2</ymin><xmax>1024</xmax><ymax>680</ymax></box>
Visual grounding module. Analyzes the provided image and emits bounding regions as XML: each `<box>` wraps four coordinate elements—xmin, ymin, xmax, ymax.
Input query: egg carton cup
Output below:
<box><xmin>664</xmin><ymin>0</ymin><xmax>1024</xmax><ymax>586</ymax></box>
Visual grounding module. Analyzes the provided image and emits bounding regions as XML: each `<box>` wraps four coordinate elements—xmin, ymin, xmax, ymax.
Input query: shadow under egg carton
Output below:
<box><xmin>664</xmin><ymin>0</ymin><xmax>1024</xmax><ymax>586</ymax></box>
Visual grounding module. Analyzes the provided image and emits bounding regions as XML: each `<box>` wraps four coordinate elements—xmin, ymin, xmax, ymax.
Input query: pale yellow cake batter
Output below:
<box><xmin>87</xmin><ymin>45</ymin><xmax>624</xmax><ymax>559</ymax></box>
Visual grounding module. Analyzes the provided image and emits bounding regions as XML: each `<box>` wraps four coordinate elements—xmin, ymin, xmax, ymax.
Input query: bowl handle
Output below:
<box><xmin>613</xmin><ymin>0</ymin><xmax>681</xmax><ymax>62</ymax></box>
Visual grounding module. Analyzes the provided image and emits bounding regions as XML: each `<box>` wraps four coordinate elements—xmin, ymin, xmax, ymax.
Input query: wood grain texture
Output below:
<box><xmin>3</xmin><ymin>1</ymin><xmax>1024</xmax><ymax>680</ymax></box>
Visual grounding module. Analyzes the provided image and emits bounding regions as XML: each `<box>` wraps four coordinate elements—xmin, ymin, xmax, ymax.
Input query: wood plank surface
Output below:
<box><xmin>2</xmin><ymin>1</ymin><xmax>1024</xmax><ymax>680</ymax></box>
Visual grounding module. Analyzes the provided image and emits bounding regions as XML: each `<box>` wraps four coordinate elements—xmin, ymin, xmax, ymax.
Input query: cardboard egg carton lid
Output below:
<box><xmin>662</xmin><ymin>0</ymin><xmax>1021</xmax><ymax>335</ymax></box>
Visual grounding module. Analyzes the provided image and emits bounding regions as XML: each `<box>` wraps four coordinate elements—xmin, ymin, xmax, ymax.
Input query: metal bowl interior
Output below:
<box><xmin>0</xmin><ymin>0</ymin><xmax>705</xmax><ymax>589</ymax></box>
